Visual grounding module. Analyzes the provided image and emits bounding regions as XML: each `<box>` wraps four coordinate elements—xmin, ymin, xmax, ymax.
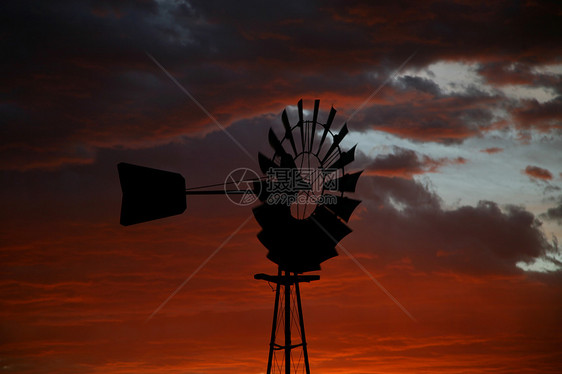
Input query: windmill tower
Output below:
<box><xmin>118</xmin><ymin>100</ymin><xmax>362</xmax><ymax>373</ymax></box>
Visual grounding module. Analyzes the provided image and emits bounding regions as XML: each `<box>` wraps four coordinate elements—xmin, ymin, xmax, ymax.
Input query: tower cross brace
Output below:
<box><xmin>255</xmin><ymin>270</ymin><xmax>319</xmax><ymax>374</ymax></box>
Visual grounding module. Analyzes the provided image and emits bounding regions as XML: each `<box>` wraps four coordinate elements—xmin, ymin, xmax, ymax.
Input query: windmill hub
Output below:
<box><xmin>289</xmin><ymin>154</ymin><xmax>323</xmax><ymax>220</ymax></box>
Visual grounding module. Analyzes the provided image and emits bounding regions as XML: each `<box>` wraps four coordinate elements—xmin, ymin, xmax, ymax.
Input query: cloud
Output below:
<box><xmin>395</xmin><ymin>76</ymin><xmax>442</xmax><ymax>96</ymax></box>
<box><xmin>325</xmin><ymin>1</ymin><xmax>562</xmax><ymax>66</ymax></box>
<box><xmin>353</xmin><ymin>92</ymin><xmax>498</xmax><ymax>143</ymax></box>
<box><xmin>523</xmin><ymin>165</ymin><xmax>554</xmax><ymax>181</ymax></box>
<box><xmin>363</xmin><ymin>146</ymin><xmax>466</xmax><ymax>178</ymax></box>
<box><xmin>512</xmin><ymin>97</ymin><xmax>562</xmax><ymax>132</ymax></box>
<box><xmin>541</xmin><ymin>199</ymin><xmax>562</xmax><ymax>224</ymax></box>
<box><xmin>354</xmin><ymin>176</ymin><xmax>559</xmax><ymax>275</ymax></box>
<box><xmin>477</xmin><ymin>62</ymin><xmax>536</xmax><ymax>86</ymax></box>
<box><xmin>2</xmin><ymin>0</ymin><xmax>562</xmax><ymax>170</ymax></box>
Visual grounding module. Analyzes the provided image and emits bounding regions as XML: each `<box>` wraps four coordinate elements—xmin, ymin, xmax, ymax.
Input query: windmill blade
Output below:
<box><xmin>268</xmin><ymin>127</ymin><xmax>311</xmax><ymax>191</ymax></box>
<box><xmin>323</xmin><ymin>196</ymin><xmax>361</xmax><ymax>222</ymax></box>
<box><xmin>269</xmin><ymin>127</ymin><xmax>299</xmax><ymax>173</ymax></box>
<box><xmin>259</xmin><ymin>228</ymin><xmax>331</xmax><ymax>273</ymax></box>
<box><xmin>297</xmin><ymin>98</ymin><xmax>304</xmax><ymax>124</ymax></box>
<box><xmin>258</xmin><ymin>152</ymin><xmax>279</xmax><ymax>175</ymax></box>
<box><xmin>324</xmin><ymin>170</ymin><xmax>363</xmax><ymax>192</ymax></box>
<box><xmin>253</xmin><ymin>180</ymin><xmax>271</xmax><ymax>202</ymax></box>
<box><xmin>279</xmin><ymin>152</ymin><xmax>298</xmax><ymax>169</ymax></box>
<box><xmin>316</xmin><ymin>106</ymin><xmax>336</xmax><ymax>155</ymax></box>
<box><xmin>118</xmin><ymin>163</ymin><xmax>186</xmax><ymax>226</ymax></box>
<box><xmin>310</xmin><ymin>99</ymin><xmax>320</xmax><ymax>150</ymax></box>
<box><xmin>311</xmin><ymin>205</ymin><xmax>352</xmax><ymax>245</ymax></box>
<box><xmin>297</xmin><ymin>99</ymin><xmax>305</xmax><ymax>152</ymax></box>
<box><xmin>281</xmin><ymin>109</ymin><xmax>297</xmax><ymax>155</ymax></box>
<box><xmin>253</xmin><ymin>203</ymin><xmax>291</xmax><ymax>229</ymax></box>
<box><xmin>258</xmin><ymin>151</ymin><xmax>310</xmax><ymax>192</ymax></box>
<box><xmin>268</xmin><ymin>128</ymin><xmax>288</xmax><ymax>157</ymax></box>
<box><xmin>253</xmin><ymin>204</ymin><xmax>352</xmax><ymax>273</ymax></box>
<box><xmin>258</xmin><ymin>230</ymin><xmax>309</xmax><ymax>271</ymax></box>
<box><xmin>278</xmin><ymin>153</ymin><xmax>313</xmax><ymax>192</ymax></box>
<box><xmin>325</xmin><ymin>145</ymin><xmax>357</xmax><ymax>171</ymax></box>
<box><xmin>320</xmin><ymin>123</ymin><xmax>349</xmax><ymax>164</ymax></box>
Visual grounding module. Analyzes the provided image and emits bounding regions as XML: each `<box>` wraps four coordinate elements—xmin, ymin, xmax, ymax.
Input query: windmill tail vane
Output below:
<box><xmin>117</xmin><ymin>99</ymin><xmax>363</xmax><ymax>373</ymax></box>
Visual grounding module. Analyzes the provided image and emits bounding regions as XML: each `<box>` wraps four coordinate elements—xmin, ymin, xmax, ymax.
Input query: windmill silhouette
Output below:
<box><xmin>118</xmin><ymin>99</ymin><xmax>362</xmax><ymax>373</ymax></box>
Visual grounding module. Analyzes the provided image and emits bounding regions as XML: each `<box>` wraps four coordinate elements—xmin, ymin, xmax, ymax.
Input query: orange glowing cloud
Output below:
<box><xmin>523</xmin><ymin>165</ymin><xmax>553</xmax><ymax>180</ymax></box>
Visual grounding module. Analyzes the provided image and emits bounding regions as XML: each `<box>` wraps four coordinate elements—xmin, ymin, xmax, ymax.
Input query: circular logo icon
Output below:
<box><xmin>224</xmin><ymin>167</ymin><xmax>261</xmax><ymax>206</ymax></box>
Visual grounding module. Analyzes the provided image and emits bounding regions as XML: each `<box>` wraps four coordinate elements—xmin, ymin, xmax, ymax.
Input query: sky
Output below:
<box><xmin>1</xmin><ymin>0</ymin><xmax>562</xmax><ymax>373</ymax></box>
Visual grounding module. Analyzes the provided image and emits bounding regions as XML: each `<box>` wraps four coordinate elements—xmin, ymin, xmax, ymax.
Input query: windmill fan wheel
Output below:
<box><xmin>253</xmin><ymin>99</ymin><xmax>363</xmax><ymax>273</ymax></box>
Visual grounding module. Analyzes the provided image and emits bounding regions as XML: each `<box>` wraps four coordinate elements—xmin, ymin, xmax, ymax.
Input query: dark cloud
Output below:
<box><xmin>523</xmin><ymin>165</ymin><xmax>554</xmax><ymax>181</ymax></box>
<box><xmin>354</xmin><ymin>176</ymin><xmax>558</xmax><ymax>275</ymax></box>
<box><xmin>2</xmin><ymin>0</ymin><xmax>561</xmax><ymax>169</ymax></box>
<box><xmin>363</xmin><ymin>146</ymin><xmax>466</xmax><ymax>178</ymax></box>
<box><xmin>541</xmin><ymin>199</ymin><xmax>562</xmax><ymax>225</ymax></box>
<box><xmin>512</xmin><ymin>97</ymin><xmax>562</xmax><ymax>132</ymax></box>
<box><xmin>477</xmin><ymin>62</ymin><xmax>536</xmax><ymax>86</ymax></box>
<box><xmin>325</xmin><ymin>0</ymin><xmax>562</xmax><ymax>65</ymax></box>
<box><xmin>353</xmin><ymin>92</ymin><xmax>498</xmax><ymax>143</ymax></box>
<box><xmin>395</xmin><ymin>75</ymin><xmax>442</xmax><ymax>96</ymax></box>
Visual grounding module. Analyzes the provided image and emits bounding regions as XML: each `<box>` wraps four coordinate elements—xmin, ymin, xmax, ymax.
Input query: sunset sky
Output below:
<box><xmin>1</xmin><ymin>1</ymin><xmax>562</xmax><ymax>373</ymax></box>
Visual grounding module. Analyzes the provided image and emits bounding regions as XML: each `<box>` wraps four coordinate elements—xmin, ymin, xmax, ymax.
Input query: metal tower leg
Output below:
<box><xmin>294</xmin><ymin>275</ymin><xmax>311</xmax><ymax>374</ymax></box>
<box><xmin>267</xmin><ymin>268</ymin><xmax>282</xmax><ymax>374</ymax></box>
<box><xmin>284</xmin><ymin>270</ymin><xmax>291</xmax><ymax>374</ymax></box>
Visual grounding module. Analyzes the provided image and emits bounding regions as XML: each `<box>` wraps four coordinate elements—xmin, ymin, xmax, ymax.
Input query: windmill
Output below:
<box><xmin>118</xmin><ymin>99</ymin><xmax>362</xmax><ymax>373</ymax></box>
